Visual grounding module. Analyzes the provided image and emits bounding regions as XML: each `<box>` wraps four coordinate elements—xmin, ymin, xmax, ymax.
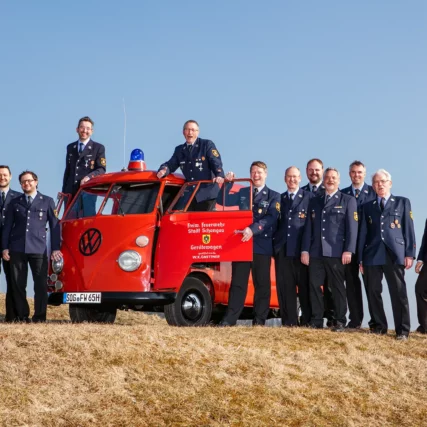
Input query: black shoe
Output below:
<box><xmin>308</xmin><ymin>323</ymin><xmax>323</xmax><ymax>329</ymax></box>
<box><xmin>416</xmin><ymin>326</ymin><xmax>426</xmax><ymax>334</ymax></box>
<box><xmin>345</xmin><ymin>323</ymin><xmax>361</xmax><ymax>329</ymax></box>
<box><xmin>32</xmin><ymin>318</ymin><xmax>46</xmax><ymax>324</ymax></box>
<box><xmin>217</xmin><ymin>321</ymin><xmax>233</xmax><ymax>327</ymax></box>
<box><xmin>332</xmin><ymin>323</ymin><xmax>345</xmax><ymax>332</ymax></box>
<box><xmin>326</xmin><ymin>320</ymin><xmax>334</xmax><ymax>328</ymax></box>
<box><xmin>369</xmin><ymin>328</ymin><xmax>387</xmax><ymax>335</ymax></box>
<box><xmin>396</xmin><ymin>334</ymin><xmax>409</xmax><ymax>341</ymax></box>
<box><xmin>252</xmin><ymin>319</ymin><xmax>266</xmax><ymax>326</ymax></box>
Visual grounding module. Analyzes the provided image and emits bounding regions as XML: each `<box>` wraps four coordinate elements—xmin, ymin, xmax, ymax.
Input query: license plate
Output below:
<box><xmin>63</xmin><ymin>292</ymin><xmax>101</xmax><ymax>304</ymax></box>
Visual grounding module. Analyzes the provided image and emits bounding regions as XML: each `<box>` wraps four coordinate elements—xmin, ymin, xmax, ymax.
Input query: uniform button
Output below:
<box><xmin>288</xmin><ymin>217</ymin><xmax>291</xmax><ymax>220</ymax></box>
<box><xmin>287</xmin><ymin>234</ymin><xmax>290</xmax><ymax>237</ymax></box>
<box><xmin>322</xmin><ymin>228</ymin><xmax>325</xmax><ymax>231</ymax></box>
<box><xmin>323</xmin><ymin>211</ymin><xmax>326</xmax><ymax>213</ymax></box>
<box><xmin>191</xmin><ymin>178</ymin><xmax>194</xmax><ymax>180</ymax></box>
<box><xmin>26</xmin><ymin>229</ymin><xmax>29</xmax><ymax>232</ymax></box>
<box><xmin>323</xmin><ymin>219</ymin><xmax>325</xmax><ymax>222</ymax></box>
<box><xmin>289</xmin><ymin>210</ymin><xmax>292</xmax><ymax>213</ymax></box>
<box><xmin>381</xmin><ymin>230</ymin><xmax>384</xmax><ymax>232</ymax></box>
<box><xmin>76</xmin><ymin>167</ymin><xmax>79</xmax><ymax>169</ymax></box>
<box><xmin>381</xmin><ymin>222</ymin><xmax>384</xmax><ymax>225</ymax></box>
<box><xmin>27</xmin><ymin>223</ymin><xmax>29</xmax><ymax>225</ymax></box>
<box><xmin>381</xmin><ymin>216</ymin><xmax>384</xmax><ymax>218</ymax></box>
<box><xmin>288</xmin><ymin>226</ymin><xmax>291</xmax><ymax>228</ymax></box>
<box><xmin>382</xmin><ymin>237</ymin><xmax>384</xmax><ymax>240</ymax></box>
<box><xmin>322</xmin><ymin>237</ymin><xmax>325</xmax><ymax>239</ymax></box>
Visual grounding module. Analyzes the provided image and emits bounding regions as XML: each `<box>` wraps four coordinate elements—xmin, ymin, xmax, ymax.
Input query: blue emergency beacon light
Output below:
<box><xmin>128</xmin><ymin>149</ymin><xmax>146</xmax><ymax>171</ymax></box>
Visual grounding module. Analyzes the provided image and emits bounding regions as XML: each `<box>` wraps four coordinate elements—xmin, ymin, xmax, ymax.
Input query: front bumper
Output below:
<box><xmin>48</xmin><ymin>291</ymin><xmax>177</xmax><ymax>306</ymax></box>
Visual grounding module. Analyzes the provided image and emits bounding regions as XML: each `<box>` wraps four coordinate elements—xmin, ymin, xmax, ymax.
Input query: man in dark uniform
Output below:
<box><xmin>358</xmin><ymin>169</ymin><xmax>415</xmax><ymax>340</ymax></box>
<box><xmin>274</xmin><ymin>166</ymin><xmax>313</xmax><ymax>326</ymax></box>
<box><xmin>219</xmin><ymin>161</ymin><xmax>280</xmax><ymax>326</ymax></box>
<box><xmin>62</xmin><ymin>116</ymin><xmax>106</xmax><ymax>199</ymax></box>
<box><xmin>157</xmin><ymin>120</ymin><xmax>224</xmax><ymax>211</ymax></box>
<box><xmin>0</xmin><ymin>165</ymin><xmax>22</xmax><ymax>322</ymax></box>
<box><xmin>301</xmin><ymin>158</ymin><xmax>336</xmax><ymax>324</ymax></box>
<box><xmin>2</xmin><ymin>171</ymin><xmax>62</xmax><ymax>323</ymax></box>
<box><xmin>414</xmin><ymin>219</ymin><xmax>427</xmax><ymax>334</ymax></box>
<box><xmin>301</xmin><ymin>158</ymin><xmax>326</xmax><ymax>195</ymax></box>
<box><xmin>341</xmin><ymin>160</ymin><xmax>376</xmax><ymax>329</ymax></box>
<box><xmin>301</xmin><ymin>168</ymin><xmax>358</xmax><ymax>331</ymax></box>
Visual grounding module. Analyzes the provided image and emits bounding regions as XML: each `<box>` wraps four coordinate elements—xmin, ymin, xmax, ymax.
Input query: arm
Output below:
<box><xmin>62</xmin><ymin>147</ymin><xmax>71</xmax><ymax>193</ymax></box>
<box><xmin>205</xmin><ymin>140</ymin><xmax>225</xmax><ymax>179</ymax></box>
<box><xmin>157</xmin><ymin>146</ymin><xmax>181</xmax><ymax>178</ymax></box>
<box><xmin>86</xmin><ymin>143</ymin><xmax>106</xmax><ymax>180</ymax></box>
<box><xmin>417</xmin><ymin>219</ymin><xmax>427</xmax><ymax>261</ymax></box>
<box><xmin>344</xmin><ymin>196</ymin><xmax>358</xmax><ymax>255</ymax></box>
<box><xmin>1</xmin><ymin>202</ymin><xmax>14</xmax><ymax>260</ymax></box>
<box><xmin>402</xmin><ymin>198</ymin><xmax>416</xmax><ymax>269</ymax></box>
<box><xmin>47</xmin><ymin>199</ymin><xmax>62</xmax><ymax>257</ymax></box>
<box><xmin>248</xmin><ymin>192</ymin><xmax>280</xmax><ymax>237</ymax></box>
<box><xmin>357</xmin><ymin>205</ymin><xmax>368</xmax><ymax>271</ymax></box>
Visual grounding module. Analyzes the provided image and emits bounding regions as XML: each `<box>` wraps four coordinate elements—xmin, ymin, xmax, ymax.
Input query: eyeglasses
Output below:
<box><xmin>78</xmin><ymin>126</ymin><xmax>92</xmax><ymax>131</ymax></box>
<box><xmin>20</xmin><ymin>179</ymin><xmax>35</xmax><ymax>184</ymax></box>
<box><xmin>373</xmin><ymin>180</ymin><xmax>390</xmax><ymax>185</ymax></box>
<box><xmin>184</xmin><ymin>128</ymin><xmax>199</xmax><ymax>132</ymax></box>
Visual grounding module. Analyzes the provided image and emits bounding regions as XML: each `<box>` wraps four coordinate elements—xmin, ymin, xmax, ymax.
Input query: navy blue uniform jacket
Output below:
<box><xmin>341</xmin><ymin>183</ymin><xmax>376</xmax><ymax>224</ymax></box>
<box><xmin>417</xmin><ymin>219</ymin><xmax>427</xmax><ymax>263</ymax></box>
<box><xmin>301</xmin><ymin>183</ymin><xmax>326</xmax><ymax>197</ymax></box>
<box><xmin>0</xmin><ymin>189</ymin><xmax>22</xmax><ymax>247</ymax></box>
<box><xmin>159</xmin><ymin>138</ymin><xmax>225</xmax><ymax>202</ymax></box>
<box><xmin>62</xmin><ymin>139</ymin><xmax>106</xmax><ymax>195</ymax></box>
<box><xmin>302</xmin><ymin>191</ymin><xmax>358</xmax><ymax>258</ymax></box>
<box><xmin>274</xmin><ymin>189</ymin><xmax>313</xmax><ymax>256</ymax></box>
<box><xmin>2</xmin><ymin>192</ymin><xmax>61</xmax><ymax>254</ymax></box>
<box><xmin>358</xmin><ymin>195</ymin><xmax>416</xmax><ymax>265</ymax></box>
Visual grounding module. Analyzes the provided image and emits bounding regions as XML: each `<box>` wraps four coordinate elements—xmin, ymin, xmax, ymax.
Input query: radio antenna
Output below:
<box><xmin>123</xmin><ymin>98</ymin><xmax>127</xmax><ymax>167</ymax></box>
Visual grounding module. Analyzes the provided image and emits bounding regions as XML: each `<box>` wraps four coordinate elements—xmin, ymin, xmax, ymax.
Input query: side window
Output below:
<box><xmin>215</xmin><ymin>180</ymin><xmax>252</xmax><ymax>211</ymax></box>
<box><xmin>64</xmin><ymin>185</ymin><xmax>110</xmax><ymax>220</ymax></box>
<box><xmin>162</xmin><ymin>185</ymin><xmax>181</xmax><ymax>212</ymax></box>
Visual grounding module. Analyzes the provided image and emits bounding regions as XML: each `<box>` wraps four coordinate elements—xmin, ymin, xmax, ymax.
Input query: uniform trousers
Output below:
<box><xmin>10</xmin><ymin>252</ymin><xmax>48</xmax><ymax>321</ymax></box>
<box><xmin>2</xmin><ymin>258</ymin><xmax>17</xmax><ymax>321</ymax></box>
<box><xmin>309</xmin><ymin>257</ymin><xmax>347</xmax><ymax>327</ymax></box>
<box><xmin>274</xmin><ymin>247</ymin><xmax>311</xmax><ymax>326</ymax></box>
<box><xmin>415</xmin><ymin>266</ymin><xmax>427</xmax><ymax>333</ymax></box>
<box><xmin>364</xmin><ymin>250</ymin><xmax>410</xmax><ymax>335</ymax></box>
<box><xmin>223</xmin><ymin>254</ymin><xmax>271</xmax><ymax>325</ymax></box>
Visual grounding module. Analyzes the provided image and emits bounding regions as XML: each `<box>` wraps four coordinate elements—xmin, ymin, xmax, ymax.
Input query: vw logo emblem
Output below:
<box><xmin>79</xmin><ymin>228</ymin><xmax>102</xmax><ymax>256</ymax></box>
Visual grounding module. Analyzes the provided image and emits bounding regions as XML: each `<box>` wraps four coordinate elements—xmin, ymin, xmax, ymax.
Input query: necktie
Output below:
<box><xmin>312</xmin><ymin>185</ymin><xmax>317</xmax><ymax>193</ymax></box>
<box><xmin>1</xmin><ymin>191</ymin><xmax>5</xmax><ymax>206</ymax></box>
<box><xmin>325</xmin><ymin>195</ymin><xmax>331</xmax><ymax>204</ymax></box>
<box><xmin>79</xmin><ymin>142</ymin><xmax>84</xmax><ymax>153</ymax></box>
<box><xmin>380</xmin><ymin>197</ymin><xmax>385</xmax><ymax>211</ymax></box>
<box><xmin>253</xmin><ymin>187</ymin><xmax>259</xmax><ymax>199</ymax></box>
<box><xmin>187</xmin><ymin>144</ymin><xmax>193</xmax><ymax>153</ymax></box>
<box><xmin>355</xmin><ymin>189</ymin><xmax>360</xmax><ymax>198</ymax></box>
<box><xmin>27</xmin><ymin>196</ymin><xmax>32</xmax><ymax>207</ymax></box>
<box><xmin>289</xmin><ymin>193</ymin><xmax>294</xmax><ymax>200</ymax></box>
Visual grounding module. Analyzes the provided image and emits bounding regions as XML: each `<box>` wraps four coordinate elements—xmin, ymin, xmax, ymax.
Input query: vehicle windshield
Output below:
<box><xmin>64</xmin><ymin>182</ymin><xmax>161</xmax><ymax>219</ymax></box>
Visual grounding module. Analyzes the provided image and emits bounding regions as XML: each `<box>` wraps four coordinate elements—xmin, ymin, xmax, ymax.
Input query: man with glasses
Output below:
<box><xmin>2</xmin><ymin>171</ymin><xmax>62</xmax><ymax>323</ymax></box>
<box><xmin>62</xmin><ymin>116</ymin><xmax>106</xmax><ymax>200</ymax></box>
<box><xmin>0</xmin><ymin>165</ymin><xmax>22</xmax><ymax>322</ymax></box>
<box><xmin>358</xmin><ymin>169</ymin><xmax>415</xmax><ymax>340</ymax></box>
<box><xmin>157</xmin><ymin>120</ymin><xmax>224</xmax><ymax>211</ymax></box>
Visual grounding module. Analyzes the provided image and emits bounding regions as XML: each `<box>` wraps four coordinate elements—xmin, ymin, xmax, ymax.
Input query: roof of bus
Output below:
<box><xmin>80</xmin><ymin>169</ymin><xmax>186</xmax><ymax>188</ymax></box>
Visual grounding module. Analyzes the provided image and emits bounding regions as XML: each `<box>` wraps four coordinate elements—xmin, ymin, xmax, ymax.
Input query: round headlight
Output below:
<box><xmin>135</xmin><ymin>235</ymin><xmax>150</xmax><ymax>247</ymax></box>
<box><xmin>117</xmin><ymin>250</ymin><xmax>141</xmax><ymax>272</ymax></box>
<box><xmin>55</xmin><ymin>281</ymin><xmax>63</xmax><ymax>290</ymax></box>
<box><xmin>52</xmin><ymin>258</ymin><xmax>64</xmax><ymax>274</ymax></box>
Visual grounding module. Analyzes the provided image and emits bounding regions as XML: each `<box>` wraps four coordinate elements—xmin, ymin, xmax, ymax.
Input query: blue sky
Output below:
<box><xmin>1</xmin><ymin>1</ymin><xmax>426</xmax><ymax>326</ymax></box>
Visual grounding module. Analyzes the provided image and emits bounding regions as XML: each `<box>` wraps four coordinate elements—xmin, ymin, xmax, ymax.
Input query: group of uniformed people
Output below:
<box><xmin>2</xmin><ymin>117</ymin><xmax>427</xmax><ymax>336</ymax></box>
<box><xmin>157</xmin><ymin>120</ymin><xmax>427</xmax><ymax>340</ymax></box>
<box><xmin>0</xmin><ymin>116</ymin><xmax>106</xmax><ymax>322</ymax></box>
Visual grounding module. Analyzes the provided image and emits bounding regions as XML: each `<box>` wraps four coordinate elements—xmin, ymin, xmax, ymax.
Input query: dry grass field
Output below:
<box><xmin>0</xmin><ymin>294</ymin><xmax>426</xmax><ymax>427</ymax></box>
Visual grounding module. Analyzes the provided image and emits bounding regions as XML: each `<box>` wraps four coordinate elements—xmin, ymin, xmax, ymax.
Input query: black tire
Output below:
<box><xmin>69</xmin><ymin>305</ymin><xmax>117</xmax><ymax>324</ymax></box>
<box><xmin>164</xmin><ymin>277</ymin><xmax>212</xmax><ymax>326</ymax></box>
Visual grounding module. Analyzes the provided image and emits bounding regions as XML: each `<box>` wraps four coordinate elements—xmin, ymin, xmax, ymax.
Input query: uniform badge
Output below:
<box><xmin>354</xmin><ymin>212</ymin><xmax>358</xmax><ymax>221</ymax></box>
<box><xmin>211</xmin><ymin>149</ymin><xmax>219</xmax><ymax>158</ymax></box>
<box><xmin>397</xmin><ymin>224</ymin><xmax>401</xmax><ymax>228</ymax></box>
<box><xmin>202</xmin><ymin>234</ymin><xmax>211</xmax><ymax>244</ymax></box>
<box><xmin>410</xmin><ymin>211</ymin><xmax>413</xmax><ymax>220</ymax></box>
<box><xmin>202</xmin><ymin>156</ymin><xmax>205</xmax><ymax>161</ymax></box>
<box><xmin>276</xmin><ymin>202</ymin><xmax>280</xmax><ymax>212</ymax></box>
<box><xmin>394</xmin><ymin>219</ymin><xmax>399</xmax><ymax>225</ymax></box>
<box><xmin>299</xmin><ymin>212</ymin><xmax>305</xmax><ymax>219</ymax></box>
<box><xmin>258</xmin><ymin>209</ymin><xmax>262</xmax><ymax>214</ymax></box>
<box><xmin>100</xmin><ymin>158</ymin><xmax>107</xmax><ymax>167</ymax></box>
<box><xmin>54</xmin><ymin>209</ymin><xmax>58</xmax><ymax>218</ymax></box>
<box><xmin>390</xmin><ymin>223</ymin><xmax>395</xmax><ymax>229</ymax></box>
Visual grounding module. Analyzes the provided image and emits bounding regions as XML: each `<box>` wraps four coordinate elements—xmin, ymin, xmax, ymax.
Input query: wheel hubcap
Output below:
<box><xmin>181</xmin><ymin>292</ymin><xmax>203</xmax><ymax>321</ymax></box>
